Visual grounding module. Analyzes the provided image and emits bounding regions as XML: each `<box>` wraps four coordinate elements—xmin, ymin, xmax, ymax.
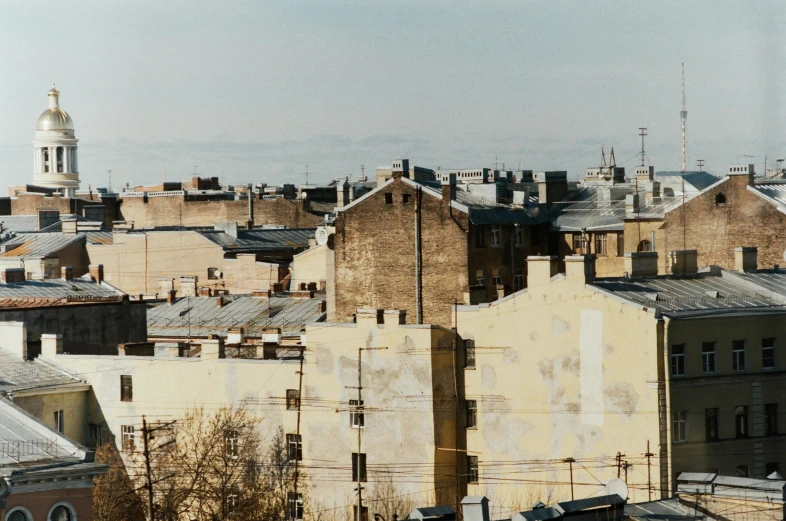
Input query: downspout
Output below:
<box><xmin>415</xmin><ymin>186</ymin><xmax>422</xmax><ymax>324</ymax></box>
<box><xmin>659</xmin><ymin>315</ymin><xmax>672</xmax><ymax>499</ymax></box>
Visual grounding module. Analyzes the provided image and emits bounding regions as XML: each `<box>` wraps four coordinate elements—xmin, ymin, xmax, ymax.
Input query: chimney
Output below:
<box><xmin>247</xmin><ymin>183</ymin><xmax>254</xmax><ymax>230</ymax></box>
<box><xmin>291</xmin><ymin>289</ymin><xmax>314</xmax><ymax>299</ymax></box>
<box><xmin>625</xmin><ymin>193</ymin><xmax>640</xmax><ymax>214</ymax></box>
<box><xmin>0</xmin><ymin>322</ymin><xmax>27</xmax><ymax>360</ymax></box>
<box><xmin>61</xmin><ymin>219</ymin><xmax>78</xmax><ymax>235</ymax></box>
<box><xmin>228</xmin><ymin>327</ymin><xmax>244</xmax><ymax>344</ymax></box>
<box><xmin>1</xmin><ymin>268</ymin><xmax>26</xmax><ymax>283</ymax></box>
<box><xmin>383</xmin><ymin>309</ymin><xmax>406</xmax><ymax>325</ymax></box>
<box><xmin>159</xmin><ymin>278</ymin><xmax>174</xmax><ymax>294</ymax></box>
<box><xmin>41</xmin><ymin>333</ymin><xmax>63</xmax><ymax>357</ymax></box>
<box><xmin>198</xmin><ymin>286</ymin><xmax>212</xmax><ymax>297</ymax></box>
<box><xmin>728</xmin><ymin>164</ymin><xmax>756</xmax><ymax>186</ymax></box>
<box><xmin>261</xmin><ymin>327</ymin><xmax>281</xmax><ymax>344</ymax></box>
<box><xmin>441</xmin><ymin>173</ymin><xmax>457</xmax><ymax>202</ymax></box>
<box><xmin>89</xmin><ymin>264</ymin><xmax>104</xmax><ymax>284</ymax></box>
<box><xmin>201</xmin><ymin>337</ymin><xmax>225</xmax><ymax>360</ymax></box>
<box><xmin>496</xmin><ymin>284</ymin><xmax>505</xmax><ymax>300</ymax></box>
<box><xmin>565</xmin><ymin>254</ymin><xmax>596</xmax><ymax>284</ymax></box>
<box><xmin>61</xmin><ymin>266</ymin><xmax>73</xmax><ymax>281</ymax></box>
<box><xmin>270</xmin><ymin>282</ymin><xmax>283</xmax><ymax>293</ymax></box>
<box><xmin>634</xmin><ymin>165</ymin><xmax>654</xmax><ymax>182</ymax></box>
<box><xmin>669</xmin><ymin>250</ymin><xmax>698</xmax><ymax>277</ymax></box>
<box><xmin>735</xmin><ymin>247</ymin><xmax>758</xmax><ymax>273</ymax></box>
<box><xmin>317</xmin><ymin>300</ymin><xmax>327</xmax><ymax>314</ymax></box>
<box><xmin>216</xmin><ymin>295</ymin><xmax>224</xmax><ymax>308</ymax></box>
<box><xmin>624</xmin><ymin>252</ymin><xmax>659</xmax><ymax>278</ymax></box>
<box><xmin>336</xmin><ymin>178</ymin><xmax>350</xmax><ymax>208</ymax></box>
<box><xmin>535</xmin><ymin>171</ymin><xmax>568</xmax><ymax>208</ymax></box>
<box><xmin>461</xmin><ymin>497</ymin><xmax>490</xmax><ymax>521</ymax></box>
<box><xmin>167</xmin><ymin>289</ymin><xmax>177</xmax><ymax>304</ymax></box>
<box><xmin>180</xmin><ymin>276</ymin><xmax>198</xmax><ymax>296</ymax></box>
<box><xmin>526</xmin><ymin>255</ymin><xmax>558</xmax><ymax>287</ymax></box>
<box><xmin>356</xmin><ymin>308</ymin><xmax>381</xmax><ymax>325</ymax></box>
<box><xmin>252</xmin><ymin>289</ymin><xmax>271</xmax><ymax>298</ymax></box>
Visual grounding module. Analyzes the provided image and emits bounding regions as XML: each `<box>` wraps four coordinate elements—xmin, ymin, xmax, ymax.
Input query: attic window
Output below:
<box><xmin>637</xmin><ymin>240</ymin><xmax>652</xmax><ymax>253</ymax></box>
<box><xmin>384</xmin><ymin>193</ymin><xmax>393</xmax><ymax>204</ymax></box>
<box><xmin>402</xmin><ymin>193</ymin><xmax>411</xmax><ymax>204</ymax></box>
<box><xmin>715</xmin><ymin>193</ymin><xmax>726</xmax><ymax>206</ymax></box>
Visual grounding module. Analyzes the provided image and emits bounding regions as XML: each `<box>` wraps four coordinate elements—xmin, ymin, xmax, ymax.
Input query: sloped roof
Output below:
<box><xmin>655</xmin><ymin>170</ymin><xmax>720</xmax><ymax>192</ymax></box>
<box><xmin>198</xmin><ymin>228</ymin><xmax>315</xmax><ymax>253</ymax></box>
<box><xmin>0</xmin><ymin>276</ymin><xmax>124</xmax><ymax>301</ymax></box>
<box><xmin>0</xmin><ymin>350</ymin><xmax>83</xmax><ymax>394</ymax></box>
<box><xmin>0</xmin><ymin>233</ymin><xmax>85</xmax><ymax>259</ymax></box>
<box><xmin>147</xmin><ymin>294</ymin><xmax>326</xmax><ymax>337</ymax></box>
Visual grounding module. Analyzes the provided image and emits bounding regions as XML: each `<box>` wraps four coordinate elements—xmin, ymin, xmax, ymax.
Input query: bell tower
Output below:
<box><xmin>32</xmin><ymin>83</ymin><xmax>80</xmax><ymax>197</ymax></box>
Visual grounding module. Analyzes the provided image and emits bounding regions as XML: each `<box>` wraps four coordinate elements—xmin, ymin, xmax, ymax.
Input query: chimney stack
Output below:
<box><xmin>61</xmin><ymin>266</ymin><xmax>73</xmax><ymax>281</ymax></box>
<box><xmin>462</xmin><ymin>497</ymin><xmax>490</xmax><ymax>521</ymax></box>
<box><xmin>669</xmin><ymin>250</ymin><xmax>698</xmax><ymax>277</ymax></box>
<box><xmin>734</xmin><ymin>247</ymin><xmax>758</xmax><ymax>273</ymax></box>
<box><xmin>624</xmin><ymin>252</ymin><xmax>659</xmax><ymax>278</ymax></box>
<box><xmin>167</xmin><ymin>289</ymin><xmax>177</xmax><ymax>304</ymax></box>
<box><xmin>526</xmin><ymin>256</ymin><xmax>559</xmax><ymax>287</ymax></box>
<box><xmin>201</xmin><ymin>337</ymin><xmax>225</xmax><ymax>360</ymax></box>
<box><xmin>89</xmin><ymin>264</ymin><xmax>104</xmax><ymax>284</ymax></box>
<box><xmin>41</xmin><ymin>333</ymin><xmax>64</xmax><ymax>357</ymax></box>
<box><xmin>565</xmin><ymin>254</ymin><xmax>596</xmax><ymax>284</ymax></box>
<box><xmin>441</xmin><ymin>173</ymin><xmax>457</xmax><ymax>202</ymax></box>
<box><xmin>247</xmin><ymin>183</ymin><xmax>254</xmax><ymax>230</ymax></box>
<box><xmin>216</xmin><ymin>295</ymin><xmax>224</xmax><ymax>308</ymax></box>
<box><xmin>1</xmin><ymin>268</ymin><xmax>26</xmax><ymax>283</ymax></box>
<box><xmin>180</xmin><ymin>276</ymin><xmax>198</xmax><ymax>297</ymax></box>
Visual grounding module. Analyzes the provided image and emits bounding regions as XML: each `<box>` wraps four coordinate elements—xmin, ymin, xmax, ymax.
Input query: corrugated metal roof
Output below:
<box><xmin>147</xmin><ymin>295</ymin><xmax>325</xmax><ymax>337</ymax></box>
<box><xmin>0</xmin><ymin>233</ymin><xmax>85</xmax><ymax>259</ymax></box>
<box><xmin>86</xmin><ymin>231</ymin><xmax>114</xmax><ymax>244</ymax></box>
<box><xmin>730</xmin><ymin>270</ymin><xmax>786</xmax><ymax>295</ymax></box>
<box><xmin>655</xmin><ymin>171</ymin><xmax>720</xmax><ymax>192</ymax></box>
<box><xmin>0</xmin><ymin>277</ymin><xmax>123</xmax><ymax>300</ymax></box>
<box><xmin>751</xmin><ymin>183</ymin><xmax>786</xmax><ymax>209</ymax></box>
<box><xmin>0</xmin><ymin>350</ymin><xmax>82</xmax><ymax>394</ymax></box>
<box><xmin>198</xmin><ymin>228</ymin><xmax>315</xmax><ymax>252</ymax></box>
<box><xmin>591</xmin><ymin>274</ymin><xmax>786</xmax><ymax>317</ymax></box>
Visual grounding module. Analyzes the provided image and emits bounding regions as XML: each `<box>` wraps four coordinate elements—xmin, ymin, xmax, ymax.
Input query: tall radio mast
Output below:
<box><xmin>680</xmin><ymin>62</ymin><xmax>688</xmax><ymax>173</ymax></box>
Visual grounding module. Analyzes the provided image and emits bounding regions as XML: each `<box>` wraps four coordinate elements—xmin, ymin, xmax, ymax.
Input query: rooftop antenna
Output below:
<box><xmin>304</xmin><ymin>165</ymin><xmax>309</xmax><ymax>186</ymax></box>
<box><xmin>638</xmin><ymin>127</ymin><xmax>648</xmax><ymax>167</ymax></box>
<box><xmin>601</xmin><ymin>146</ymin><xmax>607</xmax><ymax>167</ymax></box>
<box><xmin>107</xmin><ymin>170</ymin><xmax>113</xmax><ymax>192</ymax></box>
<box><xmin>360</xmin><ymin>164</ymin><xmax>365</xmax><ymax>181</ymax></box>
<box><xmin>680</xmin><ymin>62</ymin><xmax>688</xmax><ymax>173</ymax></box>
<box><xmin>697</xmin><ymin>159</ymin><xmax>705</xmax><ymax>171</ymax></box>
<box><xmin>494</xmin><ymin>156</ymin><xmax>499</xmax><ymax>170</ymax></box>
<box><xmin>609</xmin><ymin>147</ymin><xmax>617</xmax><ymax>168</ymax></box>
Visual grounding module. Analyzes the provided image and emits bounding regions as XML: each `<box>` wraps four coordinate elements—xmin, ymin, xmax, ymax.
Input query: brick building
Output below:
<box><xmin>332</xmin><ymin>173</ymin><xmax>548</xmax><ymax>326</ymax></box>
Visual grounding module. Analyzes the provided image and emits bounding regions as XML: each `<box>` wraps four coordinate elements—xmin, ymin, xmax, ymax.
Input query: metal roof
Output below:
<box><xmin>410</xmin><ymin>506</ymin><xmax>456</xmax><ymax>519</ymax></box>
<box><xmin>654</xmin><ymin>171</ymin><xmax>720</xmax><ymax>192</ymax></box>
<box><xmin>0</xmin><ymin>350</ymin><xmax>82</xmax><ymax>394</ymax></box>
<box><xmin>0</xmin><ymin>277</ymin><xmax>124</xmax><ymax>301</ymax></box>
<box><xmin>0</xmin><ymin>233</ymin><xmax>85</xmax><ymax>259</ymax></box>
<box><xmin>591</xmin><ymin>273</ymin><xmax>786</xmax><ymax>317</ymax></box>
<box><xmin>727</xmin><ymin>270</ymin><xmax>786</xmax><ymax>296</ymax></box>
<box><xmin>198</xmin><ymin>228</ymin><xmax>315</xmax><ymax>253</ymax></box>
<box><xmin>625</xmin><ymin>498</ymin><xmax>695</xmax><ymax>521</ymax></box>
<box><xmin>750</xmin><ymin>183</ymin><xmax>786</xmax><ymax>210</ymax></box>
<box><xmin>0</xmin><ymin>398</ymin><xmax>85</xmax><ymax>469</ymax></box>
<box><xmin>0</xmin><ymin>215</ymin><xmax>41</xmax><ymax>235</ymax></box>
<box><xmin>147</xmin><ymin>294</ymin><xmax>326</xmax><ymax>337</ymax></box>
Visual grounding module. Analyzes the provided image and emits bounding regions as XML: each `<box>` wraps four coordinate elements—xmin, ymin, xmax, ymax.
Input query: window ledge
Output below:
<box><xmin>464</xmin><ymin>367</ymin><xmax>476</xmax><ymax>371</ymax></box>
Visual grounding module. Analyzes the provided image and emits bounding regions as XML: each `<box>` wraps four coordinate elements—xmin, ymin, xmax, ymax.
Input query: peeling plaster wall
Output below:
<box><xmin>457</xmin><ymin>275</ymin><xmax>664</xmax><ymax>504</ymax></box>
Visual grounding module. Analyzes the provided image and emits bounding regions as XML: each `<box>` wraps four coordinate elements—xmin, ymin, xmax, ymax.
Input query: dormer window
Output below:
<box><xmin>715</xmin><ymin>193</ymin><xmax>726</xmax><ymax>206</ymax></box>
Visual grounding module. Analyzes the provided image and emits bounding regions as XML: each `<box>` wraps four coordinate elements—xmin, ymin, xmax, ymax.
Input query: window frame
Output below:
<box><xmin>732</xmin><ymin>340</ymin><xmax>747</xmax><ymax>372</ymax></box>
<box><xmin>763</xmin><ymin>338</ymin><xmax>776</xmax><ymax>370</ymax></box>
<box><xmin>705</xmin><ymin>408</ymin><xmax>719</xmax><ymax>441</ymax></box>
<box><xmin>491</xmin><ymin>269</ymin><xmax>502</xmax><ymax>288</ymax></box>
<box><xmin>53</xmin><ymin>409</ymin><xmax>64</xmax><ymax>434</ymax></box>
<box><xmin>122</xmin><ymin>425</ymin><xmax>135</xmax><ymax>451</ymax></box>
<box><xmin>349</xmin><ymin>399</ymin><xmax>365</xmax><ymax>428</ymax></box>
<box><xmin>384</xmin><ymin>193</ymin><xmax>393</xmax><ymax>204</ymax></box>
<box><xmin>475</xmin><ymin>226</ymin><xmax>486</xmax><ymax>248</ymax></box>
<box><xmin>287</xmin><ymin>491</ymin><xmax>304</xmax><ymax>520</ymax></box>
<box><xmin>491</xmin><ymin>225</ymin><xmax>502</xmax><ymax>247</ymax></box>
<box><xmin>765</xmin><ymin>403</ymin><xmax>778</xmax><ymax>436</ymax></box>
<box><xmin>286</xmin><ymin>433</ymin><xmax>303</xmax><ymax>461</ymax></box>
<box><xmin>514</xmin><ymin>227</ymin><xmax>525</xmax><ymax>248</ymax></box>
<box><xmin>120</xmin><ymin>375</ymin><xmax>133</xmax><ymax>402</ymax></box>
<box><xmin>702</xmin><ymin>342</ymin><xmax>716</xmax><ymax>375</ymax></box>
<box><xmin>466</xmin><ymin>400</ymin><xmax>478</xmax><ymax>429</ymax></box>
<box><xmin>572</xmin><ymin>234</ymin><xmax>586</xmax><ymax>254</ymax></box>
<box><xmin>594</xmin><ymin>233</ymin><xmax>608</xmax><ymax>256</ymax></box>
<box><xmin>475</xmin><ymin>269</ymin><xmax>486</xmax><ymax>288</ymax></box>
<box><xmin>513</xmin><ymin>269</ymin><xmax>524</xmax><ymax>292</ymax></box>
<box><xmin>735</xmin><ymin>406</ymin><xmax>749</xmax><ymax>438</ymax></box>
<box><xmin>467</xmin><ymin>455</ymin><xmax>479</xmax><ymax>483</ymax></box>
<box><xmin>616</xmin><ymin>233</ymin><xmax>625</xmax><ymax>257</ymax></box>
<box><xmin>672</xmin><ymin>410</ymin><xmax>687</xmax><ymax>443</ymax></box>
<box><xmin>464</xmin><ymin>340</ymin><xmax>476</xmax><ymax>369</ymax></box>
<box><xmin>225</xmin><ymin>429</ymin><xmax>239</xmax><ymax>458</ymax></box>
<box><xmin>46</xmin><ymin>502</ymin><xmax>76</xmax><ymax>521</ymax></box>
<box><xmin>286</xmin><ymin>389</ymin><xmax>300</xmax><ymax>410</ymax></box>
<box><xmin>352</xmin><ymin>452</ymin><xmax>367</xmax><ymax>482</ymax></box>
<box><xmin>671</xmin><ymin>344</ymin><xmax>685</xmax><ymax>377</ymax></box>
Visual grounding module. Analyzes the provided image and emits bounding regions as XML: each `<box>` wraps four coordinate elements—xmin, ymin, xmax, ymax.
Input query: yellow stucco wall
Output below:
<box><xmin>12</xmin><ymin>387</ymin><xmax>90</xmax><ymax>445</ymax></box>
<box><xmin>291</xmin><ymin>244</ymin><xmax>328</xmax><ymax>290</ymax></box>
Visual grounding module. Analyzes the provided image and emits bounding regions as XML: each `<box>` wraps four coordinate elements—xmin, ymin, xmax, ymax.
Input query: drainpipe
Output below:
<box><xmin>415</xmin><ymin>186</ymin><xmax>422</xmax><ymax>324</ymax></box>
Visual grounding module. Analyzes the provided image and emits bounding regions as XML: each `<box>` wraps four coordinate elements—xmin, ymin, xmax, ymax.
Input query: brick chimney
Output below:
<box><xmin>89</xmin><ymin>264</ymin><xmax>104</xmax><ymax>284</ymax></box>
<box><xmin>216</xmin><ymin>296</ymin><xmax>224</xmax><ymax>308</ymax></box>
<box><xmin>441</xmin><ymin>173</ymin><xmax>457</xmax><ymax>202</ymax></box>
<box><xmin>669</xmin><ymin>250</ymin><xmax>698</xmax><ymax>277</ymax></box>
<box><xmin>565</xmin><ymin>254</ymin><xmax>596</xmax><ymax>284</ymax></box>
<box><xmin>526</xmin><ymin>255</ymin><xmax>558</xmax><ymax>287</ymax></box>
<box><xmin>61</xmin><ymin>266</ymin><xmax>73</xmax><ymax>281</ymax></box>
<box><xmin>735</xmin><ymin>247</ymin><xmax>758</xmax><ymax>273</ymax></box>
<box><xmin>317</xmin><ymin>300</ymin><xmax>327</xmax><ymax>314</ymax></box>
<box><xmin>198</xmin><ymin>286</ymin><xmax>212</xmax><ymax>297</ymax></box>
<box><xmin>1</xmin><ymin>268</ymin><xmax>25</xmax><ymax>283</ymax></box>
<box><xmin>167</xmin><ymin>289</ymin><xmax>177</xmax><ymax>304</ymax></box>
<box><xmin>252</xmin><ymin>289</ymin><xmax>271</xmax><ymax>298</ymax></box>
<box><xmin>624</xmin><ymin>252</ymin><xmax>658</xmax><ymax>278</ymax></box>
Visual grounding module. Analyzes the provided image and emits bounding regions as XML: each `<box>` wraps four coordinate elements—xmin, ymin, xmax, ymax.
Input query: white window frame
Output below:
<box><xmin>595</xmin><ymin>233</ymin><xmax>608</xmax><ymax>256</ymax></box>
<box><xmin>513</xmin><ymin>270</ymin><xmax>524</xmax><ymax>292</ymax></box>
<box><xmin>491</xmin><ymin>225</ymin><xmax>502</xmax><ymax>247</ymax></box>
<box><xmin>225</xmin><ymin>430</ymin><xmax>239</xmax><ymax>458</ymax></box>
<box><xmin>475</xmin><ymin>270</ymin><xmax>486</xmax><ymax>287</ymax></box>
<box><xmin>288</xmin><ymin>491</ymin><xmax>304</xmax><ymax>520</ymax></box>
<box><xmin>732</xmin><ymin>340</ymin><xmax>747</xmax><ymax>372</ymax></box>
<box><xmin>673</xmin><ymin>411</ymin><xmax>687</xmax><ymax>442</ymax></box>
<box><xmin>286</xmin><ymin>433</ymin><xmax>302</xmax><ymax>461</ymax></box>
<box><xmin>702</xmin><ymin>342</ymin><xmax>716</xmax><ymax>374</ymax></box>
<box><xmin>5</xmin><ymin>506</ymin><xmax>33</xmax><ymax>521</ymax></box>
<box><xmin>491</xmin><ymin>270</ymin><xmax>502</xmax><ymax>288</ymax></box>
<box><xmin>53</xmin><ymin>409</ymin><xmax>64</xmax><ymax>434</ymax></box>
<box><xmin>762</xmin><ymin>338</ymin><xmax>776</xmax><ymax>370</ymax></box>
<box><xmin>671</xmin><ymin>344</ymin><xmax>685</xmax><ymax>377</ymax></box>
<box><xmin>514</xmin><ymin>227</ymin><xmax>524</xmax><ymax>247</ymax></box>
<box><xmin>122</xmin><ymin>424</ymin><xmax>135</xmax><ymax>451</ymax></box>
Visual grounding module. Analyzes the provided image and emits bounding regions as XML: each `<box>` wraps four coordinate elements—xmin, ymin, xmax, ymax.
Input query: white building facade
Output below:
<box><xmin>33</xmin><ymin>84</ymin><xmax>80</xmax><ymax>196</ymax></box>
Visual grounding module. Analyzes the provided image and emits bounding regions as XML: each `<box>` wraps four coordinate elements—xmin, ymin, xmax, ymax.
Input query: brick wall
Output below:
<box><xmin>334</xmin><ymin>177</ymin><xmax>469</xmax><ymax>326</ymax></box>
<box><xmin>118</xmin><ymin>196</ymin><xmax>322</xmax><ymax>228</ymax></box>
<box><xmin>662</xmin><ymin>173</ymin><xmax>786</xmax><ymax>270</ymax></box>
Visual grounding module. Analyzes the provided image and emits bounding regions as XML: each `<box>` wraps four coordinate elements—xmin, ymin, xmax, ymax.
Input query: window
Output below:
<box><xmin>464</xmin><ymin>340</ymin><xmax>476</xmax><ymax>368</ymax></box>
<box><xmin>513</xmin><ymin>269</ymin><xmax>524</xmax><ymax>292</ymax></box>
<box><xmin>702</xmin><ymin>342</ymin><xmax>716</xmax><ymax>374</ymax></box>
<box><xmin>491</xmin><ymin>269</ymin><xmax>502</xmax><ymax>287</ymax></box>
<box><xmin>595</xmin><ymin>233</ymin><xmax>608</xmax><ymax>256</ymax></box>
<box><xmin>572</xmin><ymin>234</ymin><xmax>586</xmax><ymax>254</ymax></box>
<box><xmin>732</xmin><ymin>340</ymin><xmax>746</xmax><ymax>371</ymax></box>
<box><xmin>475</xmin><ymin>226</ymin><xmax>485</xmax><ymax>247</ymax></box>
<box><xmin>671</xmin><ymin>344</ymin><xmax>685</xmax><ymax>376</ymax></box>
<box><xmin>475</xmin><ymin>270</ymin><xmax>486</xmax><ymax>287</ymax></box>
<box><xmin>617</xmin><ymin>233</ymin><xmax>625</xmax><ymax>257</ymax></box>
<box><xmin>705</xmin><ymin>408</ymin><xmax>718</xmax><ymax>441</ymax></box>
<box><xmin>716</xmin><ymin>193</ymin><xmax>726</xmax><ymax>206</ymax></box>
<box><xmin>53</xmin><ymin>410</ymin><xmax>64</xmax><ymax>434</ymax></box>
<box><xmin>672</xmin><ymin>411</ymin><xmax>687</xmax><ymax>442</ymax></box>
<box><xmin>467</xmin><ymin>455</ymin><xmax>479</xmax><ymax>483</ymax></box>
<box><xmin>208</xmin><ymin>267</ymin><xmax>220</xmax><ymax>280</ymax></box>
<box><xmin>765</xmin><ymin>404</ymin><xmax>778</xmax><ymax>435</ymax></box>
<box><xmin>350</xmin><ymin>399</ymin><xmax>364</xmax><ymax>428</ymax></box>
<box><xmin>56</xmin><ymin>147</ymin><xmax>64</xmax><ymax>173</ymax></box>
<box><xmin>637</xmin><ymin>240</ymin><xmax>652</xmax><ymax>252</ymax></box>
<box><xmin>287</xmin><ymin>433</ymin><xmax>302</xmax><ymax>461</ymax></box>
<box><xmin>514</xmin><ymin>227</ymin><xmax>524</xmax><ymax>247</ymax></box>
<box><xmin>49</xmin><ymin>505</ymin><xmax>74</xmax><ymax>521</ymax></box>
<box><xmin>763</xmin><ymin>338</ymin><xmax>776</xmax><ymax>370</ymax></box>
<box><xmin>735</xmin><ymin>406</ymin><xmax>748</xmax><ymax>438</ymax></box>
<box><xmin>90</xmin><ymin>423</ymin><xmax>103</xmax><ymax>447</ymax></box>
<box><xmin>6</xmin><ymin>507</ymin><xmax>32</xmax><ymax>521</ymax></box>
<box><xmin>286</xmin><ymin>389</ymin><xmax>300</xmax><ymax>410</ymax></box>
<box><xmin>466</xmin><ymin>400</ymin><xmax>477</xmax><ymax>428</ymax></box>
<box><xmin>736</xmin><ymin>465</ymin><xmax>749</xmax><ymax>477</ymax></box>
<box><xmin>225</xmin><ymin>430</ymin><xmax>239</xmax><ymax>457</ymax></box>
<box><xmin>226</xmin><ymin>488</ymin><xmax>239</xmax><ymax>511</ymax></box>
<box><xmin>766</xmin><ymin>462</ymin><xmax>780</xmax><ymax>475</ymax></box>
<box><xmin>384</xmin><ymin>193</ymin><xmax>393</xmax><ymax>204</ymax></box>
<box><xmin>287</xmin><ymin>492</ymin><xmax>304</xmax><ymax>520</ymax></box>
<box><xmin>402</xmin><ymin>193</ymin><xmax>411</xmax><ymax>204</ymax></box>
<box><xmin>120</xmin><ymin>375</ymin><xmax>133</xmax><ymax>402</ymax></box>
<box><xmin>491</xmin><ymin>225</ymin><xmax>502</xmax><ymax>247</ymax></box>
<box><xmin>352</xmin><ymin>452</ymin><xmax>367</xmax><ymax>482</ymax></box>
<box><xmin>122</xmin><ymin>425</ymin><xmax>135</xmax><ymax>451</ymax></box>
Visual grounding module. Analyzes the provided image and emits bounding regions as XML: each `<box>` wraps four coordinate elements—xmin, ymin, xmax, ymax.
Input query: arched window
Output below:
<box><xmin>637</xmin><ymin>240</ymin><xmax>652</xmax><ymax>252</ymax></box>
<box><xmin>6</xmin><ymin>507</ymin><xmax>33</xmax><ymax>521</ymax></box>
<box><xmin>47</xmin><ymin>502</ymin><xmax>76</xmax><ymax>521</ymax></box>
<box><xmin>715</xmin><ymin>193</ymin><xmax>726</xmax><ymax>206</ymax></box>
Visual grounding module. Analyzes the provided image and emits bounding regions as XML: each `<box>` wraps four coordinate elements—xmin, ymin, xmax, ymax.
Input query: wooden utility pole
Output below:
<box><xmin>563</xmin><ymin>458</ymin><xmax>576</xmax><ymax>500</ymax></box>
<box><xmin>293</xmin><ymin>347</ymin><xmax>305</xmax><ymax>510</ymax></box>
<box><xmin>616</xmin><ymin>452</ymin><xmax>624</xmax><ymax>479</ymax></box>
<box><xmin>142</xmin><ymin>416</ymin><xmax>154</xmax><ymax>521</ymax></box>
<box><xmin>645</xmin><ymin>440</ymin><xmax>655</xmax><ymax>501</ymax></box>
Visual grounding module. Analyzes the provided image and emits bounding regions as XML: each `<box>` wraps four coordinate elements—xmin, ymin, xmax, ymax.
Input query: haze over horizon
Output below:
<box><xmin>1</xmin><ymin>1</ymin><xmax>785</xmax><ymax>192</ymax></box>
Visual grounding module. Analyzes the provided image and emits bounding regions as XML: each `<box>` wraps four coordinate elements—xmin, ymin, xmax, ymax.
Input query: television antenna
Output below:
<box><xmin>638</xmin><ymin>127</ymin><xmax>648</xmax><ymax>167</ymax></box>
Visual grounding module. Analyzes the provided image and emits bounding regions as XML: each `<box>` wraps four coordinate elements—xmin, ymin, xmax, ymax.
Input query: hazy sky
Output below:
<box><xmin>1</xmin><ymin>1</ymin><xmax>784</xmax><ymax>191</ymax></box>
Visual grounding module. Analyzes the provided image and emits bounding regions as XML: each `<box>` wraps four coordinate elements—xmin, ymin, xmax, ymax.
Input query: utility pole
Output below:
<box><xmin>347</xmin><ymin>346</ymin><xmax>387</xmax><ymax>521</ymax></box>
<box><xmin>623</xmin><ymin>461</ymin><xmax>632</xmax><ymax>484</ymax></box>
<box><xmin>142</xmin><ymin>416</ymin><xmax>154</xmax><ymax>521</ymax></box>
<box><xmin>645</xmin><ymin>440</ymin><xmax>655</xmax><ymax>502</ymax></box>
<box><xmin>615</xmin><ymin>452</ymin><xmax>625</xmax><ymax>479</ymax></box>
<box><xmin>563</xmin><ymin>457</ymin><xmax>576</xmax><ymax>500</ymax></box>
<box><xmin>292</xmin><ymin>347</ymin><xmax>305</xmax><ymax>510</ymax></box>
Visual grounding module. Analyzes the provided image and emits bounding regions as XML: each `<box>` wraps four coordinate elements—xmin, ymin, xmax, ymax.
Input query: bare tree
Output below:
<box><xmin>93</xmin><ymin>443</ymin><xmax>146</xmax><ymax>521</ymax></box>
